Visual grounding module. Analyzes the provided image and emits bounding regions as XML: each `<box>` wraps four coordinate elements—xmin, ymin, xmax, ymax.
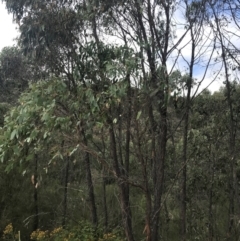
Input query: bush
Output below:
<box><xmin>29</xmin><ymin>222</ymin><xmax>124</xmax><ymax>241</ymax></box>
<box><xmin>2</xmin><ymin>223</ymin><xmax>18</xmax><ymax>241</ymax></box>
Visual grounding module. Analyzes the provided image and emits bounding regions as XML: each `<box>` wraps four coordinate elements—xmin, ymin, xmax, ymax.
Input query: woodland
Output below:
<box><xmin>0</xmin><ymin>0</ymin><xmax>240</xmax><ymax>240</ymax></box>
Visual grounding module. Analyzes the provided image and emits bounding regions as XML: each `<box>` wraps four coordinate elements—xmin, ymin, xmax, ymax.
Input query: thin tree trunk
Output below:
<box><xmin>134</xmin><ymin>116</ymin><xmax>152</xmax><ymax>241</ymax></box>
<box><xmin>151</xmin><ymin>105</ymin><xmax>167</xmax><ymax>241</ymax></box>
<box><xmin>118</xmin><ymin>104</ymin><xmax>124</xmax><ymax>167</ymax></box>
<box><xmin>164</xmin><ymin>202</ymin><xmax>170</xmax><ymax>240</ymax></box>
<box><xmin>208</xmin><ymin>155</ymin><xmax>214</xmax><ymax>241</ymax></box>
<box><xmin>101</xmin><ymin>130</ymin><xmax>108</xmax><ymax>231</ymax></box>
<box><xmin>181</xmin><ymin>42</ymin><xmax>194</xmax><ymax>241</ymax></box>
<box><xmin>62</xmin><ymin>155</ymin><xmax>69</xmax><ymax>228</ymax></box>
<box><xmin>211</xmin><ymin>8</ymin><xmax>236</xmax><ymax>238</ymax></box>
<box><xmin>82</xmin><ymin>130</ymin><xmax>98</xmax><ymax>227</ymax></box>
<box><xmin>123</xmin><ymin>74</ymin><xmax>132</xmax><ymax>238</ymax></box>
<box><xmin>102</xmin><ymin>176</ymin><xmax>108</xmax><ymax>230</ymax></box>
<box><xmin>33</xmin><ymin>154</ymin><xmax>39</xmax><ymax>231</ymax></box>
<box><xmin>109</xmin><ymin>122</ymin><xmax>134</xmax><ymax>241</ymax></box>
<box><xmin>181</xmin><ymin>104</ymin><xmax>189</xmax><ymax>241</ymax></box>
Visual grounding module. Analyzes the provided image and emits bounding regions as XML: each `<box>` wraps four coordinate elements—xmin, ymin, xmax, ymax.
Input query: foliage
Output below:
<box><xmin>1</xmin><ymin>0</ymin><xmax>240</xmax><ymax>240</ymax></box>
<box><xmin>29</xmin><ymin>224</ymin><xmax>124</xmax><ymax>241</ymax></box>
<box><xmin>1</xmin><ymin>222</ymin><xmax>124</xmax><ymax>241</ymax></box>
<box><xmin>2</xmin><ymin>223</ymin><xmax>16</xmax><ymax>240</ymax></box>
<box><xmin>0</xmin><ymin>73</ymin><xmax>128</xmax><ymax>168</ymax></box>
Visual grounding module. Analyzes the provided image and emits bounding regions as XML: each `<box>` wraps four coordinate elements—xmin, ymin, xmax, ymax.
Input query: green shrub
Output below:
<box><xmin>29</xmin><ymin>222</ymin><xmax>124</xmax><ymax>241</ymax></box>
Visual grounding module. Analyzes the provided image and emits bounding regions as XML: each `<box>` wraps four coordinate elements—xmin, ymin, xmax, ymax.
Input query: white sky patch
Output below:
<box><xmin>0</xmin><ymin>2</ymin><xmax>19</xmax><ymax>51</ymax></box>
<box><xmin>167</xmin><ymin>5</ymin><xmax>229</xmax><ymax>93</ymax></box>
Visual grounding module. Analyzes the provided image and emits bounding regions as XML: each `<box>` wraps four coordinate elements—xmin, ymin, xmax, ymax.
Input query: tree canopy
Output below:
<box><xmin>0</xmin><ymin>0</ymin><xmax>240</xmax><ymax>241</ymax></box>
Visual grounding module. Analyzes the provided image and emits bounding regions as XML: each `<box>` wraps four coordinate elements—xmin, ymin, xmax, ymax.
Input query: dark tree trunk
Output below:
<box><xmin>123</xmin><ymin>74</ymin><xmax>132</xmax><ymax>238</ymax></box>
<box><xmin>151</xmin><ymin>105</ymin><xmax>167</xmax><ymax>241</ymax></box>
<box><xmin>82</xmin><ymin>130</ymin><xmax>98</xmax><ymax>227</ymax></box>
<box><xmin>134</xmin><ymin>114</ymin><xmax>152</xmax><ymax>241</ymax></box>
<box><xmin>208</xmin><ymin>155</ymin><xmax>214</xmax><ymax>241</ymax></box>
<box><xmin>62</xmin><ymin>155</ymin><xmax>69</xmax><ymax>228</ymax></box>
<box><xmin>181</xmin><ymin>34</ymin><xmax>194</xmax><ymax>241</ymax></box>
<box><xmin>211</xmin><ymin>7</ymin><xmax>236</xmax><ymax>238</ymax></box>
<box><xmin>101</xmin><ymin>131</ymin><xmax>108</xmax><ymax>231</ymax></box>
<box><xmin>84</xmin><ymin>150</ymin><xmax>98</xmax><ymax>226</ymax></box>
<box><xmin>109</xmin><ymin>122</ymin><xmax>134</xmax><ymax>241</ymax></box>
<box><xmin>33</xmin><ymin>154</ymin><xmax>39</xmax><ymax>231</ymax></box>
<box><xmin>102</xmin><ymin>176</ymin><xmax>108</xmax><ymax>230</ymax></box>
<box><xmin>181</xmin><ymin>109</ymin><xmax>189</xmax><ymax>241</ymax></box>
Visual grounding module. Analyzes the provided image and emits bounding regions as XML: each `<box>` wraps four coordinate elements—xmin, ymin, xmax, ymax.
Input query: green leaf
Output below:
<box><xmin>136</xmin><ymin>111</ymin><xmax>142</xmax><ymax>120</ymax></box>
<box><xmin>10</xmin><ymin>129</ymin><xmax>17</xmax><ymax>140</ymax></box>
<box><xmin>5</xmin><ymin>163</ymin><xmax>14</xmax><ymax>173</ymax></box>
<box><xmin>43</xmin><ymin>131</ymin><xmax>48</xmax><ymax>139</ymax></box>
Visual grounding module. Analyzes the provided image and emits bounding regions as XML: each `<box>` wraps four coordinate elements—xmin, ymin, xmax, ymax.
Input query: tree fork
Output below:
<box><xmin>109</xmin><ymin>121</ymin><xmax>135</xmax><ymax>241</ymax></box>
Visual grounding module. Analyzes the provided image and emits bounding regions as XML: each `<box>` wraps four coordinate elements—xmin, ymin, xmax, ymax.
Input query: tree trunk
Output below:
<box><xmin>102</xmin><ymin>176</ymin><xmax>108</xmax><ymax>230</ymax></box>
<box><xmin>33</xmin><ymin>154</ymin><xmax>39</xmax><ymax>231</ymax></box>
<box><xmin>109</xmin><ymin>122</ymin><xmax>134</xmax><ymax>241</ymax></box>
<box><xmin>82</xmin><ymin>130</ymin><xmax>98</xmax><ymax>227</ymax></box>
<box><xmin>180</xmin><ymin>15</ymin><xmax>197</xmax><ymax>238</ymax></box>
<box><xmin>134</xmin><ymin>116</ymin><xmax>152</xmax><ymax>241</ymax></box>
<box><xmin>151</xmin><ymin>105</ymin><xmax>167</xmax><ymax>241</ymax></box>
<box><xmin>123</xmin><ymin>74</ymin><xmax>132</xmax><ymax>238</ymax></box>
<box><xmin>181</xmin><ymin>115</ymin><xmax>188</xmax><ymax>241</ymax></box>
<box><xmin>211</xmin><ymin>8</ymin><xmax>236</xmax><ymax>238</ymax></box>
<box><xmin>62</xmin><ymin>155</ymin><xmax>69</xmax><ymax>228</ymax></box>
<box><xmin>181</xmin><ymin>49</ymin><xmax>193</xmax><ymax>241</ymax></box>
<box><xmin>101</xmin><ymin>131</ymin><xmax>108</xmax><ymax>231</ymax></box>
<box><xmin>208</xmin><ymin>155</ymin><xmax>214</xmax><ymax>241</ymax></box>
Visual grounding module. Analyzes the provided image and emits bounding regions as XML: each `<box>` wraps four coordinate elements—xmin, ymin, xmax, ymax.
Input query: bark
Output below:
<box><xmin>181</xmin><ymin>137</ymin><xmax>187</xmax><ymax>241</ymax></box>
<box><xmin>101</xmin><ymin>131</ymin><xmax>108</xmax><ymax>231</ymax></box>
<box><xmin>164</xmin><ymin>202</ymin><xmax>170</xmax><ymax>239</ymax></box>
<box><xmin>62</xmin><ymin>155</ymin><xmax>69</xmax><ymax>228</ymax></box>
<box><xmin>135</xmin><ymin>120</ymin><xmax>152</xmax><ymax>241</ymax></box>
<box><xmin>33</xmin><ymin>154</ymin><xmax>39</xmax><ymax>231</ymax></box>
<box><xmin>109</xmin><ymin>121</ymin><xmax>134</xmax><ymax>241</ymax></box>
<box><xmin>102</xmin><ymin>176</ymin><xmax>108</xmax><ymax>230</ymax></box>
<box><xmin>151</xmin><ymin>103</ymin><xmax>167</xmax><ymax>241</ymax></box>
<box><xmin>118</xmin><ymin>104</ymin><xmax>124</xmax><ymax>167</ymax></box>
<box><xmin>180</xmin><ymin>25</ymin><xmax>195</xmax><ymax>241</ymax></box>
<box><xmin>123</xmin><ymin>75</ymin><xmax>133</xmax><ymax>239</ymax></box>
<box><xmin>208</xmin><ymin>155</ymin><xmax>214</xmax><ymax>241</ymax></box>
<box><xmin>181</xmin><ymin>88</ymin><xmax>191</xmax><ymax>241</ymax></box>
<box><xmin>82</xmin><ymin>130</ymin><xmax>98</xmax><ymax>226</ymax></box>
<box><xmin>150</xmin><ymin>2</ymin><xmax>170</xmax><ymax>239</ymax></box>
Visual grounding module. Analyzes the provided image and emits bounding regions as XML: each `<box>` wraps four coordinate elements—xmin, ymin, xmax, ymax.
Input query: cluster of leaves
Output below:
<box><xmin>2</xmin><ymin>222</ymin><xmax>123</xmax><ymax>241</ymax></box>
<box><xmin>30</xmin><ymin>226</ymin><xmax>123</xmax><ymax>241</ymax></box>
<box><xmin>0</xmin><ymin>76</ymin><xmax>127</xmax><ymax>171</ymax></box>
<box><xmin>1</xmin><ymin>223</ymin><xmax>17</xmax><ymax>241</ymax></box>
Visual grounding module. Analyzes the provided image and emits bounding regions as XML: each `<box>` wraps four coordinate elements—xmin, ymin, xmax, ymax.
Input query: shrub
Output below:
<box><xmin>29</xmin><ymin>223</ymin><xmax>124</xmax><ymax>241</ymax></box>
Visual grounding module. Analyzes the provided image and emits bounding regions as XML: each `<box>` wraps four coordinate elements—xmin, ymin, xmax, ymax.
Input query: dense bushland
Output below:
<box><xmin>1</xmin><ymin>0</ymin><xmax>240</xmax><ymax>240</ymax></box>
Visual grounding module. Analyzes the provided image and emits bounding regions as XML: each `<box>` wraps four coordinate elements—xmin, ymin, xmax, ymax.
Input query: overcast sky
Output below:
<box><xmin>0</xmin><ymin>2</ymin><xmax>18</xmax><ymax>51</ymax></box>
<box><xmin>0</xmin><ymin>1</ymin><xmax>224</xmax><ymax>92</ymax></box>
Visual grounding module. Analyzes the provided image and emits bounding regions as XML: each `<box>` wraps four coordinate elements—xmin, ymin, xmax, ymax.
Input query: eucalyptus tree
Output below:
<box><xmin>2</xmin><ymin>0</ymin><xmax>227</xmax><ymax>240</ymax></box>
<box><xmin>202</xmin><ymin>1</ymin><xmax>240</xmax><ymax>238</ymax></box>
<box><xmin>0</xmin><ymin>46</ymin><xmax>28</xmax><ymax>103</ymax></box>
<box><xmin>177</xmin><ymin>1</ymin><xmax>217</xmax><ymax>239</ymax></box>
<box><xmin>0</xmin><ymin>44</ymin><xmax>138</xmax><ymax>237</ymax></box>
<box><xmin>0</xmin><ymin>78</ymin><xmax>96</xmax><ymax>233</ymax></box>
